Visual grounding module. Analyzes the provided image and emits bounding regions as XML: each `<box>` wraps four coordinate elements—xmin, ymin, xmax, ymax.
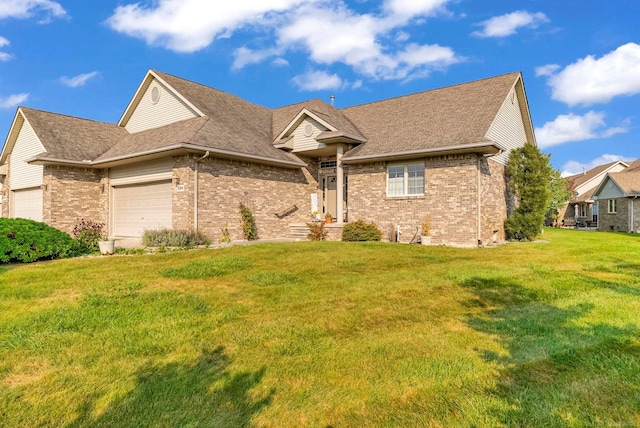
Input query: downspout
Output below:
<box><xmin>194</xmin><ymin>151</ymin><xmax>210</xmax><ymax>232</ymax></box>
<box><xmin>630</xmin><ymin>197</ymin><xmax>635</xmax><ymax>233</ymax></box>
<box><xmin>477</xmin><ymin>156</ymin><xmax>482</xmax><ymax>246</ymax></box>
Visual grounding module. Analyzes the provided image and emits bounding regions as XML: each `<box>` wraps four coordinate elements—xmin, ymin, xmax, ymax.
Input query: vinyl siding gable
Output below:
<box><xmin>9</xmin><ymin>118</ymin><xmax>45</xmax><ymax>190</ymax></box>
<box><xmin>596</xmin><ymin>177</ymin><xmax>626</xmax><ymax>199</ymax></box>
<box><xmin>485</xmin><ymin>88</ymin><xmax>528</xmax><ymax>165</ymax></box>
<box><xmin>125</xmin><ymin>79</ymin><xmax>199</xmax><ymax>133</ymax></box>
<box><xmin>292</xmin><ymin>117</ymin><xmax>329</xmax><ymax>153</ymax></box>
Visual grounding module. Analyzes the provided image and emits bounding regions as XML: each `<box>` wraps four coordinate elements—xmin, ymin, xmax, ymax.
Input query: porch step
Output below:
<box><xmin>287</xmin><ymin>223</ymin><xmax>310</xmax><ymax>241</ymax></box>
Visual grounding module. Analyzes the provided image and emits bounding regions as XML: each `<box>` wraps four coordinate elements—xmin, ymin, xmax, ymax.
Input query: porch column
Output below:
<box><xmin>336</xmin><ymin>145</ymin><xmax>345</xmax><ymax>224</ymax></box>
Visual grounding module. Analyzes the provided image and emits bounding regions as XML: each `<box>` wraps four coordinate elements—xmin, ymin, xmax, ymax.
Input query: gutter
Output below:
<box><xmin>341</xmin><ymin>141</ymin><xmax>504</xmax><ymax>164</ymax></box>
<box><xmin>27</xmin><ymin>143</ymin><xmax>307</xmax><ymax>169</ymax></box>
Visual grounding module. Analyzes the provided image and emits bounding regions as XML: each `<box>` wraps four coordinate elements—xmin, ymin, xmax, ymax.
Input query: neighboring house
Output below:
<box><xmin>593</xmin><ymin>160</ymin><xmax>640</xmax><ymax>232</ymax></box>
<box><xmin>559</xmin><ymin>161</ymin><xmax>629</xmax><ymax>227</ymax></box>
<box><xmin>0</xmin><ymin>70</ymin><xmax>536</xmax><ymax>246</ymax></box>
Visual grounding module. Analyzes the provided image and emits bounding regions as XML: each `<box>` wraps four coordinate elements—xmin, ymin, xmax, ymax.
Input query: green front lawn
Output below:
<box><xmin>1</xmin><ymin>228</ymin><xmax>639</xmax><ymax>426</ymax></box>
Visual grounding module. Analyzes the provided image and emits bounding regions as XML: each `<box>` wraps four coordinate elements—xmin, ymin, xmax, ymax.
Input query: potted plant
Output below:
<box><xmin>98</xmin><ymin>235</ymin><xmax>115</xmax><ymax>255</ymax></box>
<box><xmin>325</xmin><ymin>212</ymin><xmax>333</xmax><ymax>224</ymax></box>
<box><xmin>311</xmin><ymin>210</ymin><xmax>321</xmax><ymax>222</ymax></box>
<box><xmin>420</xmin><ymin>218</ymin><xmax>431</xmax><ymax>245</ymax></box>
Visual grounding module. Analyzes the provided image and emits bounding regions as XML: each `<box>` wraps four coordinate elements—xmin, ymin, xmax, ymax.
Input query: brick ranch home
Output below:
<box><xmin>0</xmin><ymin>70</ymin><xmax>536</xmax><ymax>246</ymax></box>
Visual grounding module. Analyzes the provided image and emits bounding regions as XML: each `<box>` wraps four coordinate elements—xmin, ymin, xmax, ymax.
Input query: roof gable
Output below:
<box><xmin>119</xmin><ymin>70</ymin><xmax>204</xmax><ymax>129</ymax></box>
<box><xmin>341</xmin><ymin>72</ymin><xmax>523</xmax><ymax>161</ymax></box>
<box><xmin>0</xmin><ymin>108</ymin><xmax>28</xmax><ymax>165</ymax></box>
<box><xmin>2</xmin><ymin>107</ymin><xmax>127</xmax><ymax>165</ymax></box>
<box><xmin>594</xmin><ymin>174</ymin><xmax>628</xmax><ymax>199</ymax></box>
<box><xmin>273</xmin><ymin>99</ymin><xmax>365</xmax><ymax>144</ymax></box>
<box><xmin>567</xmin><ymin>161</ymin><xmax>628</xmax><ymax>195</ymax></box>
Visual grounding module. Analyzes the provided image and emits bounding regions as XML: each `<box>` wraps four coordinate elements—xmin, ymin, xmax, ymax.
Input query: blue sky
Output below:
<box><xmin>0</xmin><ymin>0</ymin><xmax>638</xmax><ymax>175</ymax></box>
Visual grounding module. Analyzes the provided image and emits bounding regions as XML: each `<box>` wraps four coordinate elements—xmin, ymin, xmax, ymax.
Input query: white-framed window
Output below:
<box><xmin>387</xmin><ymin>162</ymin><xmax>424</xmax><ymax>196</ymax></box>
<box><xmin>608</xmin><ymin>199</ymin><xmax>617</xmax><ymax>213</ymax></box>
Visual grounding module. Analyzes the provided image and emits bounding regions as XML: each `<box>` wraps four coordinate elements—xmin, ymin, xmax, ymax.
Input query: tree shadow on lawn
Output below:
<box><xmin>68</xmin><ymin>346</ymin><xmax>274</xmax><ymax>427</ymax></box>
<box><xmin>461</xmin><ymin>276</ymin><xmax>640</xmax><ymax>426</ymax></box>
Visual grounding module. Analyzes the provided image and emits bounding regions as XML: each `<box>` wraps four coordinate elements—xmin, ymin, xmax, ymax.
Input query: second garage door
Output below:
<box><xmin>112</xmin><ymin>180</ymin><xmax>172</xmax><ymax>237</ymax></box>
<box><xmin>12</xmin><ymin>188</ymin><xmax>43</xmax><ymax>222</ymax></box>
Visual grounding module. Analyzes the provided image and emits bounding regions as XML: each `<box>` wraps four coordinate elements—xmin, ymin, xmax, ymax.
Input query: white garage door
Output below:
<box><xmin>112</xmin><ymin>180</ymin><xmax>172</xmax><ymax>237</ymax></box>
<box><xmin>12</xmin><ymin>188</ymin><xmax>43</xmax><ymax>222</ymax></box>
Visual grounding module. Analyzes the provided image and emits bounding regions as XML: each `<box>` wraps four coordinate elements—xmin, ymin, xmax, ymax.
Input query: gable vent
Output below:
<box><xmin>150</xmin><ymin>86</ymin><xmax>160</xmax><ymax>104</ymax></box>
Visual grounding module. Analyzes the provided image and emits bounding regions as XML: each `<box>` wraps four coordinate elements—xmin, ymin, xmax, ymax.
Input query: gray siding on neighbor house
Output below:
<box><xmin>486</xmin><ymin>88</ymin><xmax>528</xmax><ymax>165</ymax></box>
<box><xmin>596</xmin><ymin>178</ymin><xmax>625</xmax><ymax>199</ymax></box>
<box><xmin>125</xmin><ymin>79</ymin><xmax>199</xmax><ymax>133</ymax></box>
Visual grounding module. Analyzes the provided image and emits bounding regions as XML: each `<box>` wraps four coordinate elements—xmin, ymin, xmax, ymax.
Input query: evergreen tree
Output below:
<box><xmin>504</xmin><ymin>143</ymin><xmax>552</xmax><ymax>241</ymax></box>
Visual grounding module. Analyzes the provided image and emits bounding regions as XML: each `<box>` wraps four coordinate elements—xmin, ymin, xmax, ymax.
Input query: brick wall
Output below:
<box><xmin>43</xmin><ymin>165</ymin><xmax>106</xmax><ymax>234</ymax></box>
<box><xmin>347</xmin><ymin>154</ymin><xmax>490</xmax><ymax>246</ymax></box>
<box><xmin>192</xmin><ymin>155</ymin><xmax>318</xmax><ymax>241</ymax></box>
<box><xmin>598</xmin><ymin>198</ymin><xmax>638</xmax><ymax>232</ymax></box>
<box><xmin>479</xmin><ymin>158</ymin><xmax>508</xmax><ymax>244</ymax></box>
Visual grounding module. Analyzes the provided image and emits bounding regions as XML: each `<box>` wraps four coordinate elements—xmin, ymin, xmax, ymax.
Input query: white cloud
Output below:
<box><xmin>108</xmin><ymin>0</ymin><xmax>461</xmax><ymax>84</ymax></box>
<box><xmin>544</xmin><ymin>43</ymin><xmax>640</xmax><ymax>106</ymax></box>
<box><xmin>107</xmin><ymin>0</ymin><xmax>307</xmax><ymax>53</ymax></box>
<box><xmin>535</xmin><ymin>111</ymin><xmax>629</xmax><ymax>149</ymax></box>
<box><xmin>233</xmin><ymin>46</ymin><xmax>282</xmax><ymax>70</ymax></box>
<box><xmin>60</xmin><ymin>71</ymin><xmax>99</xmax><ymax>88</ymax></box>
<box><xmin>472</xmin><ymin>10</ymin><xmax>548</xmax><ymax>38</ymax></box>
<box><xmin>0</xmin><ymin>36</ymin><xmax>10</xmax><ymax>61</ymax></box>
<box><xmin>535</xmin><ymin>64</ymin><xmax>559</xmax><ymax>77</ymax></box>
<box><xmin>276</xmin><ymin>3</ymin><xmax>460</xmax><ymax>80</ymax></box>
<box><xmin>0</xmin><ymin>0</ymin><xmax>66</xmax><ymax>21</ymax></box>
<box><xmin>383</xmin><ymin>0</ymin><xmax>449</xmax><ymax>20</ymax></box>
<box><xmin>271</xmin><ymin>57</ymin><xmax>289</xmax><ymax>67</ymax></box>
<box><xmin>561</xmin><ymin>154</ymin><xmax>636</xmax><ymax>177</ymax></box>
<box><xmin>292</xmin><ymin>70</ymin><xmax>343</xmax><ymax>91</ymax></box>
<box><xmin>0</xmin><ymin>93</ymin><xmax>28</xmax><ymax>108</ymax></box>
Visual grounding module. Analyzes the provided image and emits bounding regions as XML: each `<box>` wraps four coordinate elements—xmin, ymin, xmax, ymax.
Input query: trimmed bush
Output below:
<box><xmin>141</xmin><ymin>229</ymin><xmax>210</xmax><ymax>248</ymax></box>
<box><xmin>341</xmin><ymin>220</ymin><xmax>382</xmax><ymax>242</ymax></box>
<box><xmin>0</xmin><ymin>218</ymin><xmax>75</xmax><ymax>263</ymax></box>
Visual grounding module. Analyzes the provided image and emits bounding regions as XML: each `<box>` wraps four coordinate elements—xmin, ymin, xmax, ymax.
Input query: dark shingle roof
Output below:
<box><xmin>341</xmin><ymin>72</ymin><xmax>521</xmax><ymax>159</ymax></box>
<box><xmin>21</xmin><ymin>107</ymin><xmax>127</xmax><ymax>161</ymax></box>
<box><xmin>608</xmin><ymin>171</ymin><xmax>640</xmax><ymax>196</ymax></box>
<box><xmin>153</xmin><ymin>71</ymin><xmax>296</xmax><ymax>163</ymax></box>
<box><xmin>272</xmin><ymin>99</ymin><xmax>365</xmax><ymax>142</ymax></box>
<box><xmin>9</xmin><ymin>70</ymin><xmax>532</xmax><ymax>168</ymax></box>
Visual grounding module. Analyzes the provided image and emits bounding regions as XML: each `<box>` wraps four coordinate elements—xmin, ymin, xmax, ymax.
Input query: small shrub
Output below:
<box><xmin>72</xmin><ymin>219</ymin><xmax>105</xmax><ymax>254</ymax></box>
<box><xmin>0</xmin><ymin>218</ymin><xmax>75</xmax><ymax>263</ymax></box>
<box><xmin>240</xmin><ymin>203</ymin><xmax>258</xmax><ymax>240</ymax></box>
<box><xmin>220</xmin><ymin>223</ymin><xmax>231</xmax><ymax>243</ymax></box>
<box><xmin>307</xmin><ymin>222</ymin><xmax>328</xmax><ymax>241</ymax></box>
<box><xmin>141</xmin><ymin>229</ymin><xmax>210</xmax><ymax>247</ymax></box>
<box><xmin>342</xmin><ymin>220</ymin><xmax>382</xmax><ymax>242</ymax></box>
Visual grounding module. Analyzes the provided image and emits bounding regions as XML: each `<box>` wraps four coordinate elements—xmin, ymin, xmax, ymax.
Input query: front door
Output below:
<box><xmin>325</xmin><ymin>175</ymin><xmax>337</xmax><ymax>219</ymax></box>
